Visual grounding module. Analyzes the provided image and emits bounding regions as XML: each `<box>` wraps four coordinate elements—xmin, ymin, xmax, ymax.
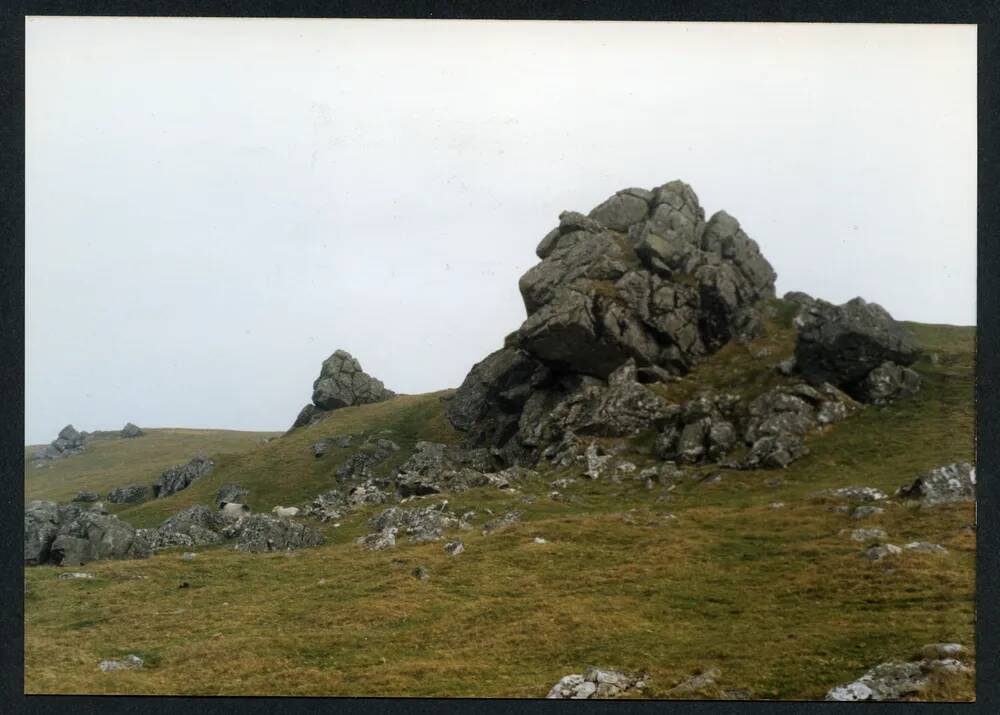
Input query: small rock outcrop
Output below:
<box><xmin>547</xmin><ymin>667</ymin><xmax>647</xmax><ymax>699</ymax></box>
<box><xmin>792</xmin><ymin>296</ymin><xmax>922</xmax><ymax>401</ymax></box>
<box><xmin>107</xmin><ymin>485</ymin><xmax>151</xmax><ymax>504</ymax></box>
<box><xmin>152</xmin><ymin>456</ymin><xmax>215</xmax><ymax>498</ymax></box>
<box><xmin>335</xmin><ymin>437</ymin><xmax>400</xmax><ymax>481</ymax></box>
<box><xmin>898</xmin><ymin>462</ymin><xmax>975</xmax><ymax>505</ymax></box>
<box><xmin>825</xmin><ymin>645</ymin><xmax>971</xmax><ymax>701</ymax></box>
<box><xmin>120</xmin><ymin>422</ymin><xmax>144</xmax><ymax>438</ymax></box>
<box><xmin>366</xmin><ymin>502</ymin><xmax>469</xmax><ymax>544</ymax></box>
<box><xmin>26</xmin><ymin>501</ymin><xmax>152</xmax><ymax>566</ymax></box>
<box><xmin>448</xmin><ymin>180</ymin><xmax>777</xmax><ymax>466</ymax></box>
<box><xmin>289</xmin><ymin>350</ymin><xmax>395</xmax><ymax>430</ymax></box>
<box><xmin>98</xmin><ymin>655</ymin><xmax>145</xmax><ymax>672</ymax></box>
<box><xmin>32</xmin><ymin>424</ymin><xmax>88</xmax><ymax>461</ymax></box>
<box><xmin>221</xmin><ymin>513</ymin><xmax>325</xmax><ymax>552</ymax></box>
<box><xmin>147</xmin><ymin>505</ymin><xmax>232</xmax><ymax>550</ymax></box>
<box><xmin>215</xmin><ymin>484</ymin><xmax>250</xmax><ymax>506</ymax></box>
<box><xmin>72</xmin><ymin>491</ymin><xmax>100</xmax><ymax>503</ymax></box>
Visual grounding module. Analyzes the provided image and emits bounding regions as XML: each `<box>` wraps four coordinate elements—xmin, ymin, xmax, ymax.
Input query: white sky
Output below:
<box><xmin>25</xmin><ymin>18</ymin><xmax>977</xmax><ymax>444</ymax></box>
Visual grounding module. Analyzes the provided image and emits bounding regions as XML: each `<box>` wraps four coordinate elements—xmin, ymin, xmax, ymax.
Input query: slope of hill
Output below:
<box><xmin>23</xmin><ymin>317</ymin><xmax>975</xmax><ymax>699</ymax></box>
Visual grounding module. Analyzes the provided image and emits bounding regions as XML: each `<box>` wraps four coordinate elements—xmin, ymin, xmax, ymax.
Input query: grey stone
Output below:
<box><xmin>72</xmin><ymin>491</ymin><xmax>100</xmax><ymax>503</ymax></box>
<box><xmin>903</xmin><ymin>541</ymin><xmax>948</xmax><ymax>554</ymax></box>
<box><xmin>223</xmin><ymin>513</ymin><xmax>324</xmax><ymax>552</ymax></box>
<box><xmin>851</xmin><ymin>506</ymin><xmax>884</xmax><ymax>519</ymax></box>
<box><xmin>665</xmin><ymin>667</ymin><xmax>722</xmax><ymax>697</ymax></box>
<box><xmin>107</xmin><ymin>484</ymin><xmax>150</xmax><ymax>504</ymax></box>
<box><xmin>120</xmin><ymin>422</ymin><xmax>144</xmax><ymax>438</ymax></box>
<box><xmin>864</xmin><ymin>544</ymin><xmax>902</xmax><ymax>561</ymax></box>
<box><xmin>152</xmin><ymin>456</ymin><xmax>215</xmax><ymax>498</ymax></box>
<box><xmin>855</xmin><ymin>361</ymin><xmax>922</xmax><ymax>405</ymax></box>
<box><xmin>215</xmin><ymin>484</ymin><xmax>250</xmax><ymax>506</ymax></box>
<box><xmin>370</xmin><ymin>503</ymin><xmax>466</xmax><ymax>543</ymax></box>
<box><xmin>819</xmin><ymin>486</ymin><xmax>888</xmax><ymax>503</ymax></box>
<box><xmin>311</xmin><ymin>349</ymin><xmax>395</xmax><ymax>410</ymax></box>
<box><xmin>850</xmin><ymin>528</ymin><xmax>888</xmax><ymax>542</ymax></box>
<box><xmin>357</xmin><ymin>527</ymin><xmax>397</xmax><ymax>551</ymax></box>
<box><xmin>898</xmin><ymin>462</ymin><xmax>975</xmax><ymax>505</ymax></box>
<box><xmin>444</xmin><ymin>539</ymin><xmax>464</xmax><ymax>556</ymax></box>
<box><xmin>48</xmin><ymin>512</ymin><xmax>152</xmax><ymax>566</ymax></box>
<box><xmin>58</xmin><ymin>571</ymin><xmax>95</xmax><ymax>579</ymax></box>
<box><xmin>98</xmin><ymin>655</ymin><xmax>144</xmax><ymax>672</ymax></box>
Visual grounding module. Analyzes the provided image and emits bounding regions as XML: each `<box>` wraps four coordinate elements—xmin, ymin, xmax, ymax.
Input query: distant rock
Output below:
<box><xmin>443</xmin><ymin>539</ymin><xmax>464</xmax><ymax>556</ymax></box>
<box><xmin>120</xmin><ymin>422</ymin><xmax>144</xmax><ymax>439</ymax></box>
<box><xmin>98</xmin><ymin>655</ymin><xmax>144</xmax><ymax>673</ymax></box>
<box><xmin>898</xmin><ymin>462</ymin><xmax>975</xmax><ymax>505</ymax></box>
<box><xmin>32</xmin><ymin>424</ymin><xmax>88</xmax><ymax>461</ymax></box>
<box><xmin>107</xmin><ymin>484</ymin><xmax>151</xmax><ymax>504</ymax></box>
<box><xmin>792</xmin><ymin>297</ymin><xmax>921</xmax><ymax>400</ymax></box>
<box><xmin>357</xmin><ymin>527</ymin><xmax>397</xmax><ymax>551</ymax></box>
<box><xmin>152</xmin><ymin>456</ymin><xmax>215</xmax><ymax>498</ymax></box>
<box><xmin>72</xmin><ymin>491</ymin><xmax>100</xmax><ymax>503</ymax></box>
<box><xmin>817</xmin><ymin>486</ymin><xmax>888</xmax><ymax>503</ymax></box>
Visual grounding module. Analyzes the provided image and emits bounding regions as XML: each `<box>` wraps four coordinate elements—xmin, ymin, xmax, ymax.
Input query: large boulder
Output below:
<box><xmin>120</xmin><ymin>422</ymin><xmax>144</xmax><ymax>438</ymax></box>
<box><xmin>854</xmin><ymin>361</ymin><xmax>922</xmax><ymax>406</ymax></box>
<box><xmin>793</xmin><ymin>297</ymin><xmax>921</xmax><ymax>397</ymax></box>
<box><xmin>448</xmin><ymin>180</ymin><xmax>777</xmax><ymax>465</ymax></box>
<box><xmin>221</xmin><ymin>513</ymin><xmax>324</xmax><ymax>552</ymax></box>
<box><xmin>898</xmin><ymin>462</ymin><xmax>975</xmax><ymax>505</ymax></box>
<box><xmin>149</xmin><ymin>505</ymin><xmax>232</xmax><ymax>549</ymax></box>
<box><xmin>32</xmin><ymin>424</ymin><xmax>88</xmax><ymax>461</ymax></box>
<box><xmin>312</xmin><ymin>350</ymin><xmax>395</xmax><ymax>410</ymax></box>
<box><xmin>48</xmin><ymin>511</ymin><xmax>152</xmax><ymax>566</ymax></box>
<box><xmin>25</xmin><ymin>501</ymin><xmax>63</xmax><ymax>565</ymax></box>
<box><xmin>152</xmin><ymin>456</ymin><xmax>215</xmax><ymax>498</ymax></box>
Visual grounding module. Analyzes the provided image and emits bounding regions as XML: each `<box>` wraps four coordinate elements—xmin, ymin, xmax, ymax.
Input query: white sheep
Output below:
<box><xmin>220</xmin><ymin>502</ymin><xmax>250</xmax><ymax>518</ymax></box>
<box><xmin>272</xmin><ymin>506</ymin><xmax>300</xmax><ymax>518</ymax></box>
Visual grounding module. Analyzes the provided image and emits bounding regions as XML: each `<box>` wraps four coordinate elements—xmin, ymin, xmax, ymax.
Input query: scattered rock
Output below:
<box><xmin>864</xmin><ymin>544</ymin><xmax>902</xmax><ymax>561</ymax></box>
<box><xmin>72</xmin><ymin>491</ymin><xmax>100</xmax><ymax>503</ymax></box>
<box><xmin>902</xmin><ymin>542</ymin><xmax>948</xmax><ymax>554</ymax></box>
<box><xmin>357</xmin><ymin>527</ymin><xmax>397</xmax><ymax>551</ymax></box>
<box><xmin>850</xmin><ymin>528</ymin><xmax>888</xmax><ymax>542</ymax></box>
<box><xmin>546</xmin><ymin>667</ymin><xmax>646</xmax><ymax>699</ymax></box>
<box><xmin>898</xmin><ymin>462</ymin><xmax>975</xmax><ymax>505</ymax></box>
<box><xmin>444</xmin><ymin>540</ymin><xmax>464</xmax><ymax>556</ymax></box>
<box><xmin>855</xmin><ymin>361</ymin><xmax>922</xmax><ymax>405</ymax></box>
<box><xmin>120</xmin><ymin>422</ymin><xmax>144</xmax><ymax>438</ymax></box>
<box><xmin>98</xmin><ymin>655</ymin><xmax>144</xmax><ymax>672</ymax></box>
<box><xmin>58</xmin><ymin>572</ymin><xmax>94</xmax><ymax>580</ymax></box>
<box><xmin>152</xmin><ymin>456</ymin><xmax>215</xmax><ymax>498</ymax></box>
<box><xmin>665</xmin><ymin>667</ymin><xmax>722</xmax><ymax>697</ymax></box>
<box><xmin>222</xmin><ymin>513</ymin><xmax>325</xmax><ymax>553</ymax></box>
<box><xmin>818</xmin><ymin>486</ymin><xmax>888</xmax><ymax>503</ymax></box>
<box><xmin>412</xmin><ymin>566</ymin><xmax>430</xmax><ymax>581</ymax></box>
<box><xmin>149</xmin><ymin>505</ymin><xmax>231</xmax><ymax>550</ymax></box>
<box><xmin>533</xmin><ymin>537</ymin><xmax>548</xmax><ymax>544</ymax></box>
<box><xmin>47</xmin><ymin>510</ymin><xmax>152</xmax><ymax>566</ymax></box>
<box><xmin>335</xmin><ymin>438</ymin><xmax>399</xmax><ymax>481</ymax></box>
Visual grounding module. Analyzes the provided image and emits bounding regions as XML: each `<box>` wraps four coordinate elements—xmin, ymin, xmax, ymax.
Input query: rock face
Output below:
<box><xmin>32</xmin><ymin>424</ymin><xmax>88</xmax><ymax>461</ymax></box>
<box><xmin>290</xmin><ymin>350</ymin><xmax>395</xmax><ymax>430</ymax></box>
<box><xmin>792</xmin><ymin>296</ymin><xmax>921</xmax><ymax>400</ymax></box>
<box><xmin>898</xmin><ymin>462</ymin><xmax>975</xmax><ymax>505</ymax></box>
<box><xmin>107</xmin><ymin>485</ymin><xmax>151</xmax><ymax>504</ymax></box>
<box><xmin>152</xmin><ymin>456</ymin><xmax>215</xmax><ymax>498</ymax></box>
<box><xmin>120</xmin><ymin>422</ymin><xmax>144</xmax><ymax>438</ymax></box>
<box><xmin>24</xmin><ymin>501</ymin><xmax>152</xmax><ymax>566</ymax></box>
<box><xmin>448</xmin><ymin>180</ymin><xmax>777</xmax><ymax>465</ymax></box>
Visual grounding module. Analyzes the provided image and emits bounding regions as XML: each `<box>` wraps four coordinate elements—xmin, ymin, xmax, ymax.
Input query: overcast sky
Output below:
<box><xmin>25</xmin><ymin>18</ymin><xmax>976</xmax><ymax>445</ymax></box>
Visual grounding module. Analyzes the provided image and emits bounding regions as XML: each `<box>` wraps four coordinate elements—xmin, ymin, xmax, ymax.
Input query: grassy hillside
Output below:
<box><xmin>23</xmin><ymin>317</ymin><xmax>976</xmax><ymax>699</ymax></box>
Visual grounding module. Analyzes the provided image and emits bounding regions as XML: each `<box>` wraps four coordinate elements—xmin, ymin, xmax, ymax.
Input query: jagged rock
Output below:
<box><xmin>290</xmin><ymin>403</ymin><xmax>319</xmax><ymax>431</ymax></box>
<box><xmin>98</xmin><ymin>655</ymin><xmax>144</xmax><ymax>672</ymax></box>
<box><xmin>825</xmin><ymin>647</ymin><xmax>972</xmax><ymax>701</ymax></box>
<box><xmin>793</xmin><ymin>297</ymin><xmax>921</xmax><ymax>398</ymax></box>
<box><xmin>222</xmin><ymin>513</ymin><xmax>324</xmax><ymax>552</ymax></box>
<box><xmin>855</xmin><ymin>361</ymin><xmax>922</xmax><ymax>405</ymax></box>
<box><xmin>546</xmin><ymin>667</ymin><xmax>646</xmax><ymax>699</ymax></box>
<box><xmin>898</xmin><ymin>462</ymin><xmax>975</xmax><ymax>505</ymax></box>
<box><xmin>215</xmin><ymin>484</ymin><xmax>250</xmax><ymax>506</ymax></box>
<box><xmin>107</xmin><ymin>485</ymin><xmax>150</xmax><ymax>504</ymax></box>
<box><xmin>120</xmin><ymin>422</ymin><xmax>144</xmax><ymax>438</ymax></box>
<box><xmin>32</xmin><ymin>424</ymin><xmax>88</xmax><ymax>461</ymax></box>
<box><xmin>152</xmin><ymin>456</ymin><xmax>214</xmax><ymax>498</ymax></box>
<box><xmin>444</xmin><ymin>540</ymin><xmax>464</xmax><ymax>555</ymax></box>
<box><xmin>449</xmin><ymin>180</ymin><xmax>776</xmax><ymax>466</ymax></box>
<box><xmin>49</xmin><ymin>512</ymin><xmax>152</xmax><ymax>566</ymax></box>
<box><xmin>72</xmin><ymin>491</ymin><xmax>100</xmax><ymax>503</ymax></box>
<box><xmin>369</xmin><ymin>503</ymin><xmax>466</xmax><ymax>542</ymax></box>
<box><xmin>149</xmin><ymin>505</ymin><xmax>231</xmax><ymax>550</ymax></box>
<box><xmin>335</xmin><ymin>438</ymin><xmax>399</xmax><ymax>481</ymax></box>
<box><xmin>312</xmin><ymin>349</ymin><xmax>395</xmax><ymax>410</ymax></box>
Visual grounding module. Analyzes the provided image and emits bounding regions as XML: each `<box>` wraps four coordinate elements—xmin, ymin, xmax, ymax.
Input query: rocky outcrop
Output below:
<box><xmin>898</xmin><ymin>462</ymin><xmax>975</xmax><ymax>505</ymax></box>
<box><xmin>366</xmin><ymin>502</ymin><xmax>470</xmax><ymax>544</ymax></box>
<box><xmin>32</xmin><ymin>424</ymin><xmax>88</xmax><ymax>461</ymax></box>
<box><xmin>215</xmin><ymin>484</ymin><xmax>250</xmax><ymax>506</ymax></box>
<box><xmin>120</xmin><ymin>422</ymin><xmax>144</xmax><ymax>438</ymax></box>
<box><xmin>289</xmin><ymin>350</ymin><xmax>395</xmax><ymax>431</ymax></box>
<box><xmin>26</xmin><ymin>504</ymin><xmax>152</xmax><ymax>566</ymax></box>
<box><xmin>221</xmin><ymin>513</ymin><xmax>324</xmax><ymax>552</ymax></box>
<box><xmin>335</xmin><ymin>437</ymin><xmax>399</xmax><ymax>481</ymax></box>
<box><xmin>152</xmin><ymin>456</ymin><xmax>215</xmax><ymax>498</ymax></box>
<box><xmin>72</xmin><ymin>491</ymin><xmax>100</xmax><ymax>503</ymax></box>
<box><xmin>107</xmin><ymin>485</ymin><xmax>150</xmax><ymax>504</ymax></box>
<box><xmin>825</xmin><ymin>644</ymin><xmax>971</xmax><ymax>701</ymax></box>
<box><xmin>147</xmin><ymin>505</ymin><xmax>232</xmax><ymax>550</ymax></box>
<box><xmin>792</xmin><ymin>296</ymin><xmax>921</xmax><ymax>400</ymax></box>
<box><xmin>448</xmin><ymin>180</ymin><xmax>777</xmax><ymax>465</ymax></box>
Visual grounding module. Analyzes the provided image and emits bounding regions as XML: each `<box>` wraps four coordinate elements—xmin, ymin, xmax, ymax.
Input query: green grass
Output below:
<box><xmin>23</xmin><ymin>316</ymin><xmax>975</xmax><ymax>699</ymax></box>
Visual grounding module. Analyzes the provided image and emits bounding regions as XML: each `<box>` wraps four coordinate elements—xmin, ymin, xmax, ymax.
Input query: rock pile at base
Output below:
<box><xmin>152</xmin><ymin>456</ymin><xmax>215</xmax><ymax>498</ymax></box>
<box><xmin>825</xmin><ymin>644</ymin><xmax>971</xmax><ymax>701</ymax></box>
<box><xmin>32</xmin><ymin>424</ymin><xmax>88</xmax><ymax>461</ymax></box>
<box><xmin>289</xmin><ymin>350</ymin><xmax>395</xmax><ymax>431</ymax></box>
